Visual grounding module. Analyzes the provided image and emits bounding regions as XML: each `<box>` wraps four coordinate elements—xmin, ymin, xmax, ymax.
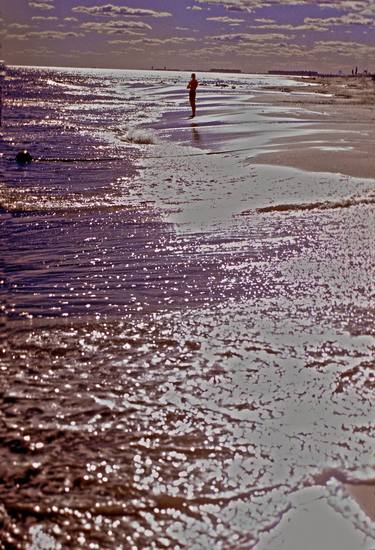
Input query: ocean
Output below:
<box><xmin>1</xmin><ymin>66</ymin><xmax>374</xmax><ymax>549</ymax></box>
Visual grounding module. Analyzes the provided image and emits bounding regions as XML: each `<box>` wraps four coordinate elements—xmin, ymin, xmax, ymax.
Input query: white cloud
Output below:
<box><xmin>5</xmin><ymin>34</ymin><xmax>29</xmax><ymax>41</ymax></box>
<box><xmin>11</xmin><ymin>46</ymin><xmax>56</xmax><ymax>55</ymax></box>
<box><xmin>207</xmin><ymin>31</ymin><xmax>291</xmax><ymax>42</ymax></box>
<box><xmin>72</xmin><ymin>4</ymin><xmax>171</xmax><ymax>18</ymax></box>
<box><xmin>251</xmin><ymin>22</ymin><xmax>329</xmax><ymax>31</ymax></box>
<box><xmin>110</xmin><ymin>36</ymin><xmax>196</xmax><ymax>46</ymax></box>
<box><xmin>312</xmin><ymin>39</ymin><xmax>375</xmax><ymax>56</ymax></box>
<box><xmin>194</xmin><ymin>0</ymin><xmax>273</xmax><ymax>12</ymax></box>
<box><xmin>80</xmin><ymin>20</ymin><xmax>151</xmax><ymax>34</ymax></box>
<box><xmin>304</xmin><ymin>13</ymin><xmax>375</xmax><ymax>29</ymax></box>
<box><xmin>31</xmin><ymin>16</ymin><xmax>58</xmax><ymax>21</ymax></box>
<box><xmin>194</xmin><ymin>0</ymin><xmax>375</xmax><ymax>13</ymax></box>
<box><xmin>207</xmin><ymin>16</ymin><xmax>245</xmax><ymax>24</ymax></box>
<box><xmin>8</xmin><ymin>23</ymin><xmax>31</xmax><ymax>29</ymax></box>
<box><xmin>29</xmin><ymin>30</ymin><xmax>83</xmax><ymax>39</ymax></box>
<box><xmin>8</xmin><ymin>30</ymin><xmax>83</xmax><ymax>40</ymax></box>
<box><xmin>29</xmin><ymin>2</ymin><xmax>54</xmax><ymax>10</ymax></box>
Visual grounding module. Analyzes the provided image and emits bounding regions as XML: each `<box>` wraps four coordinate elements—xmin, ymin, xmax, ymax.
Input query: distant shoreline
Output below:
<box><xmin>6</xmin><ymin>63</ymin><xmax>374</xmax><ymax>79</ymax></box>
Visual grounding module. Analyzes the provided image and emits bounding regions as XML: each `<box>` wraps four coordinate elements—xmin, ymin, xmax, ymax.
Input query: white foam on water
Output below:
<box><xmin>124</xmin><ymin>127</ymin><xmax>157</xmax><ymax>145</ymax></box>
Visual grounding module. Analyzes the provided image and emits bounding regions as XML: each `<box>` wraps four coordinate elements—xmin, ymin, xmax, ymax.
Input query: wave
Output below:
<box><xmin>0</xmin><ymin>187</ymin><xmax>150</xmax><ymax>214</ymax></box>
<box><xmin>123</xmin><ymin>127</ymin><xmax>157</xmax><ymax>145</ymax></box>
<box><xmin>255</xmin><ymin>195</ymin><xmax>375</xmax><ymax>214</ymax></box>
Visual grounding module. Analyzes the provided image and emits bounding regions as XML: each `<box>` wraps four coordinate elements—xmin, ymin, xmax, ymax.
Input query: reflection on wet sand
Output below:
<box><xmin>191</xmin><ymin>124</ymin><xmax>201</xmax><ymax>143</ymax></box>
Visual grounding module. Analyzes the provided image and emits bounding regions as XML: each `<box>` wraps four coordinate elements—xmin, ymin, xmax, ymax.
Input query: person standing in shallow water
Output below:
<box><xmin>187</xmin><ymin>73</ymin><xmax>198</xmax><ymax>118</ymax></box>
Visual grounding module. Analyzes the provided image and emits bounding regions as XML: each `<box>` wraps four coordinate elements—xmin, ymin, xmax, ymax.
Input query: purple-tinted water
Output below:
<box><xmin>1</xmin><ymin>67</ymin><xmax>374</xmax><ymax>549</ymax></box>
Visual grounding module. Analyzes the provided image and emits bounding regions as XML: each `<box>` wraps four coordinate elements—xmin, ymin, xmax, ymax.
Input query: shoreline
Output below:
<box><xmin>148</xmin><ymin>71</ymin><xmax>375</xmax><ymax>543</ymax></box>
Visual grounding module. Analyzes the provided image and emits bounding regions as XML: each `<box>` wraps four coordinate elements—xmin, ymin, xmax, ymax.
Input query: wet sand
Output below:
<box><xmin>252</xmin><ymin>76</ymin><xmax>375</xmax><ymax>179</ymax></box>
<box><xmin>260</xmin><ymin>73</ymin><xmax>375</xmax><ymax>523</ymax></box>
<box><xmin>346</xmin><ymin>481</ymin><xmax>375</xmax><ymax>523</ymax></box>
<box><xmin>254</xmin><ymin>75</ymin><xmax>375</xmax><ymax>542</ymax></box>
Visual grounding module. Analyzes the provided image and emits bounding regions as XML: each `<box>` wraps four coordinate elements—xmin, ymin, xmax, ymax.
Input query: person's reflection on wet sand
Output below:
<box><xmin>191</xmin><ymin>123</ymin><xmax>200</xmax><ymax>143</ymax></box>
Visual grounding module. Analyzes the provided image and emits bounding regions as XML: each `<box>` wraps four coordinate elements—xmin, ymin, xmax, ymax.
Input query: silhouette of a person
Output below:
<box><xmin>187</xmin><ymin>73</ymin><xmax>198</xmax><ymax>118</ymax></box>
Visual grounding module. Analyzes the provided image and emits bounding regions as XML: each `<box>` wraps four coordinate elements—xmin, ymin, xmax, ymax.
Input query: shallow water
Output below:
<box><xmin>1</xmin><ymin>67</ymin><xmax>374</xmax><ymax>549</ymax></box>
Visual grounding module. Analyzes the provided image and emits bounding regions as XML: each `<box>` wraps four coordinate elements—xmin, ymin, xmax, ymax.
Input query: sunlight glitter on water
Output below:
<box><xmin>1</xmin><ymin>66</ymin><xmax>374</xmax><ymax>549</ymax></box>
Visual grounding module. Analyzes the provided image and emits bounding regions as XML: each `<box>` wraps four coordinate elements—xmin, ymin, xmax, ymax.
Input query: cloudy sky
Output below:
<box><xmin>2</xmin><ymin>0</ymin><xmax>375</xmax><ymax>73</ymax></box>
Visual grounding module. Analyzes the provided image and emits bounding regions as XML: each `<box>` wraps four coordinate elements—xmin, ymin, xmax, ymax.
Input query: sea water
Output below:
<box><xmin>1</xmin><ymin>67</ymin><xmax>374</xmax><ymax>549</ymax></box>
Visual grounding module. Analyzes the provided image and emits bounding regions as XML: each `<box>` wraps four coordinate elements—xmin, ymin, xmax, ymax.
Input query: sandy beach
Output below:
<box><xmin>254</xmin><ymin>74</ymin><xmax>375</xmax><ymax>543</ymax></box>
<box><xmin>253</xmin><ymin>75</ymin><xmax>375</xmax><ymax>179</ymax></box>
<box><xmin>1</xmin><ymin>67</ymin><xmax>374</xmax><ymax>549</ymax></box>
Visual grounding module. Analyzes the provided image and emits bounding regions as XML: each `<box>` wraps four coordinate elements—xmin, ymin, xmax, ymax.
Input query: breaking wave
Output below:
<box><xmin>124</xmin><ymin>127</ymin><xmax>157</xmax><ymax>145</ymax></box>
<box><xmin>255</xmin><ymin>194</ymin><xmax>375</xmax><ymax>214</ymax></box>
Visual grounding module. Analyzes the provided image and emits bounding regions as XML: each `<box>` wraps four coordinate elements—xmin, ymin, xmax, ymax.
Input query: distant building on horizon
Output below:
<box><xmin>268</xmin><ymin>70</ymin><xmax>318</xmax><ymax>76</ymax></box>
<box><xmin>210</xmin><ymin>68</ymin><xmax>242</xmax><ymax>74</ymax></box>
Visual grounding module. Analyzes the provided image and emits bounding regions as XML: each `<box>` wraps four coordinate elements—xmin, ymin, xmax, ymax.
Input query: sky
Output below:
<box><xmin>2</xmin><ymin>0</ymin><xmax>375</xmax><ymax>73</ymax></box>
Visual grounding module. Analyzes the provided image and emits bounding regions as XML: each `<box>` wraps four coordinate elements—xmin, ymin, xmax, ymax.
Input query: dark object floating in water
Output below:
<box><xmin>16</xmin><ymin>150</ymin><xmax>33</xmax><ymax>164</ymax></box>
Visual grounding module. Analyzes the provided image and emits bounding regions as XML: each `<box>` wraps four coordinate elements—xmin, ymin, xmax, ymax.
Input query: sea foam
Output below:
<box><xmin>125</xmin><ymin>127</ymin><xmax>157</xmax><ymax>145</ymax></box>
